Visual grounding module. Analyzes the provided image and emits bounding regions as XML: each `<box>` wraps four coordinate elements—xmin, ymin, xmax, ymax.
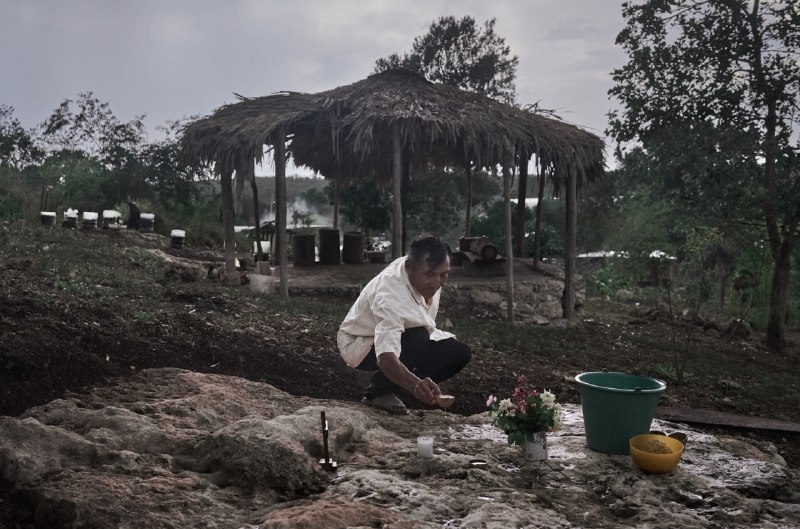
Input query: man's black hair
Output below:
<box><xmin>408</xmin><ymin>233</ymin><xmax>451</xmax><ymax>269</ymax></box>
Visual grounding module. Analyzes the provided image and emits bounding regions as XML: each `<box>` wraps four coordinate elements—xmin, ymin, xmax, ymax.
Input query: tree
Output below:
<box><xmin>375</xmin><ymin>16</ymin><xmax>518</xmax><ymax>103</ymax></box>
<box><xmin>608</xmin><ymin>0</ymin><xmax>800</xmax><ymax>352</ymax></box>
<box><xmin>39</xmin><ymin>149</ymin><xmax>106</xmax><ymax>212</ymax></box>
<box><xmin>0</xmin><ymin>106</ymin><xmax>42</xmax><ymax>169</ymax></box>
<box><xmin>139</xmin><ymin>118</ymin><xmax>200</xmax><ymax>207</ymax></box>
<box><xmin>374</xmin><ymin>15</ymin><xmax>519</xmax><ymax>258</ymax></box>
<box><xmin>333</xmin><ymin>181</ymin><xmax>391</xmax><ymax>238</ymax></box>
<box><xmin>40</xmin><ymin>92</ymin><xmax>145</xmax><ymax>162</ymax></box>
<box><xmin>406</xmin><ymin>166</ymin><xmax>500</xmax><ymax>242</ymax></box>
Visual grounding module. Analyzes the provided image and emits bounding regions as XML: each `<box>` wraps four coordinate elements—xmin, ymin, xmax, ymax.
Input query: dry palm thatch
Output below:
<box><xmin>521</xmin><ymin>110</ymin><xmax>606</xmax><ymax>190</ymax></box>
<box><xmin>180</xmin><ymin>69</ymin><xmax>606</xmax><ymax>314</ymax></box>
<box><xmin>301</xmin><ymin>69</ymin><xmax>605</xmax><ymax>181</ymax></box>
<box><xmin>181</xmin><ymin>70</ymin><xmax>605</xmax><ymax>185</ymax></box>
<box><xmin>180</xmin><ymin>91</ymin><xmax>326</xmax><ymax>177</ymax></box>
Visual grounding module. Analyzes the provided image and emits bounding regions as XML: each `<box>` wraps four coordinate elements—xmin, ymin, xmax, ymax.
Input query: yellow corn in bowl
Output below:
<box><xmin>629</xmin><ymin>434</ymin><xmax>684</xmax><ymax>474</ymax></box>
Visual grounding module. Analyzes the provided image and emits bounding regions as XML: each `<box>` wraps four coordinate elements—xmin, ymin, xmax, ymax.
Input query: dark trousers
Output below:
<box><xmin>355</xmin><ymin>327</ymin><xmax>471</xmax><ymax>399</ymax></box>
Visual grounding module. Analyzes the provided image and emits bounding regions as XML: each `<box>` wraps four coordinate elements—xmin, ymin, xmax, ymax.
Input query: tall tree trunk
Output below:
<box><xmin>515</xmin><ymin>151</ymin><xmax>528</xmax><ymax>256</ymax></box>
<box><xmin>748</xmin><ymin>0</ymin><xmax>791</xmax><ymax>352</ymax></box>
<box><xmin>503</xmin><ymin>151</ymin><xmax>515</xmax><ymax>322</ymax></box>
<box><xmin>249</xmin><ymin>160</ymin><xmax>264</xmax><ymax>262</ymax></box>
<box><xmin>464</xmin><ymin>163</ymin><xmax>473</xmax><ymax>237</ymax></box>
<box><xmin>762</xmin><ymin>97</ymin><xmax>793</xmax><ymax>352</ymax></box>
<box><xmin>221</xmin><ymin>170</ymin><xmax>237</xmax><ymax>280</ymax></box>
<box><xmin>275</xmin><ymin>128</ymin><xmax>288</xmax><ymax>298</ymax></box>
<box><xmin>562</xmin><ymin>166</ymin><xmax>577</xmax><ymax>319</ymax></box>
<box><xmin>533</xmin><ymin>163</ymin><xmax>546</xmax><ymax>265</ymax></box>
<box><xmin>391</xmin><ymin>126</ymin><xmax>402</xmax><ymax>259</ymax></box>
<box><xmin>766</xmin><ymin>236</ymin><xmax>794</xmax><ymax>352</ymax></box>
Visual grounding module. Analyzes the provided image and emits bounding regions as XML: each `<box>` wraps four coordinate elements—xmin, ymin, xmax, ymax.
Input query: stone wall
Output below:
<box><xmin>442</xmin><ymin>269</ymin><xmax>585</xmax><ymax>325</ymax></box>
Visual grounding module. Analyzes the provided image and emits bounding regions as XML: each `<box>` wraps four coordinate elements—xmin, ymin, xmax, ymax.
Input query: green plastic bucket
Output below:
<box><xmin>575</xmin><ymin>371</ymin><xmax>666</xmax><ymax>454</ymax></box>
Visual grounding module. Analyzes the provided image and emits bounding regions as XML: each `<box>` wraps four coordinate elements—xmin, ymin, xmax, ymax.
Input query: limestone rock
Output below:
<box><xmin>0</xmin><ymin>368</ymin><xmax>798</xmax><ymax>529</ymax></box>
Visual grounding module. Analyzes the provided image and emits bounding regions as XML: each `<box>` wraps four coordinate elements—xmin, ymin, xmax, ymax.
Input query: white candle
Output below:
<box><xmin>417</xmin><ymin>436</ymin><xmax>434</xmax><ymax>458</ymax></box>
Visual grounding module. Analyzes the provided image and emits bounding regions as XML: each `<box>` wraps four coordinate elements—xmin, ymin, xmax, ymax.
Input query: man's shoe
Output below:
<box><xmin>362</xmin><ymin>394</ymin><xmax>408</xmax><ymax>415</ymax></box>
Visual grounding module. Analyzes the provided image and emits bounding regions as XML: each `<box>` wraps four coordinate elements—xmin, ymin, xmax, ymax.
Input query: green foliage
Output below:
<box><xmin>140</xmin><ymin>119</ymin><xmax>204</xmax><ymax>206</ymax></box>
<box><xmin>299</xmin><ymin>186</ymin><xmax>330</xmax><ymax>212</ymax></box>
<box><xmin>406</xmin><ymin>167</ymin><xmax>500</xmax><ymax>243</ymax></box>
<box><xmin>329</xmin><ymin>181</ymin><xmax>390</xmax><ymax>237</ymax></box>
<box><xmin>0</xmin><ymin>95</ymin><xmax>222</xmax><ymax>246</ymax></box>
<box><xmin>39</xmin><ymin>150</ymin><xmax>107</xmax><ymax>212</ymax></box>
<box><xmin>0</xmin><ymin>105</ymin><xmax>43</xmax><ymax>169</ymax></box>
<box><xmin>0</xmin><ymin>166</ymin><xmax>31</xmax><ymax>220</ymax></box>
<box><xmin>375</xmin><ymin>15</ymin><xmax>518</xmax><ymax>103</ymax></box>
<box><xmin>123</xmin><ymin>181</ymin><xmax>225</xmax><ymax>248</ymax></box>
<box><xmin>40</xmin><ymin>92</ymin><xmax>145</xmax><ymax>161</ymax></box>
<box><xmin>291</xmin><ymin>209</ymin><xmax>314</xmax><ymax>228</ymax></box>
<box><xmin>608</xmin><ymin>0</ymin><xmax>800</xmax><ymax>351</ymax></box>
<box><xmin>587</xmin><ymin>261</ymin><xmax>630</xmax><ymax>300</ymax></box>
<box><xmin>663</xmin><ymin>226</ymin><xmax>724</xmax><ymax>382</ymax></box>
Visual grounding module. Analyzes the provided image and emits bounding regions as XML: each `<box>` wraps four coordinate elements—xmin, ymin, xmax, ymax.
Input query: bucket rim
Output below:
<box><xmin>574</xmin><ymin>371</ymin><xmax>666</xmax><ymax>393</ymax></box>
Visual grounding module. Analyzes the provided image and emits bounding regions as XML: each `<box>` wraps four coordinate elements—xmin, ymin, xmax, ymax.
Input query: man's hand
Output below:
<box><xmin>412</xmin><ymin>377</ymin><xmax>441</xmax><ymax>406</ymax></box>
<box><xmin>376</xmin><ymin>353</ymin><xmax>441</xmax><ymax>405</ymax></box>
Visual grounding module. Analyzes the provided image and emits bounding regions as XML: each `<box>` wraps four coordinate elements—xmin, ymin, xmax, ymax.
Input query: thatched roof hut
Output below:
<box><xmin>182</xmin><ymin>70</ymin><xmax>603</xmax><ymax>181</ymax></box>
<box><xmin>180</xmin><ymin>69</ymin><xmax>605</xmax><ymax>317</ymax></box>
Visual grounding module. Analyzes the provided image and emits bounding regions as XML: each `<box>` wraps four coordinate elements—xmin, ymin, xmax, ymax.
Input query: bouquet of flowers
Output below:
<box><xmin>486</xmin><ymin>375</ymin><xmax>563</xmax><ymax>446</ymax></box>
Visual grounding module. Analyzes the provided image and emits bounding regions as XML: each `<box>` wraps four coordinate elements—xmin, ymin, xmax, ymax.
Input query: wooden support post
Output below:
<box><xmin>275</xmin><ymin>128</ymin><xmax>288</xmax><ymax>298</ymax></box>
<box><xmin>563</xmin><ymin>166</ymin><xmax>577</xmax><ymax>319</ymax></box>
<box><xmin>221</xmin><ymin>169</ymin><xmax>237</xmax><ymax>281</ymax></box>
<box><xmin>503</xmin><ymin>150</ymin><xmax>515</xmax><ymax>323</ymax></box>
<box><xmin>464</xmin><ymin>163</ymin><xmax>473</xmax><ymax>237</ymax></box>
<box><xmin>533</xmin><ymin>161</ymin><xmax>545</xmax><ymax>265</ymax></box>
<box><xmin>515</xmin><ymin>151</ymin><xmax>528</xmax><ymax>257</ymax></box>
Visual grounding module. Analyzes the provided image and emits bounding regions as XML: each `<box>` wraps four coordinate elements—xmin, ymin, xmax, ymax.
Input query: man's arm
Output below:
<box><xmin>376</xmin><ymin>353</ymin><xmax>440</xmax><ymax>405</ymax></box>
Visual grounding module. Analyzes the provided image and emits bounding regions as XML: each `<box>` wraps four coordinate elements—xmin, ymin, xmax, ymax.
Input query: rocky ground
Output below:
<box><xmin>1</xmin><ymin>368</ymin><xmax>798</xmax><ymax>528</ymax></box>
<box><xmin>1</xmin><ymin>221</ymin><xmax>799</xmax><ymax>527</ymax></box>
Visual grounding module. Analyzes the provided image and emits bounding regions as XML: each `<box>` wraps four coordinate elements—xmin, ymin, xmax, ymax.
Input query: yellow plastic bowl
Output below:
<box><xmin>629</xmin><ymin>434</ymin><xmax>684</xmax><ymax>474</ymax></box>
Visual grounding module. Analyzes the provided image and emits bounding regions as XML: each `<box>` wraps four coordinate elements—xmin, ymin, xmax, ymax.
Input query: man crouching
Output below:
<box><xmin>337</xmin><ymin>233</ymin><xmax>471</xmax><ymax>415</ymax></box>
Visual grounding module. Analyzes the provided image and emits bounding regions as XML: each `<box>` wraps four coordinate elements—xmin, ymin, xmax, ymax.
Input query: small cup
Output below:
<box><xmin>417</xmin><ymin>436</ymin><xmax>434</xmax><ymax>459</ymax></box>
<box><xmin>435</xmin><ymin>394</ymin><xmax>455</xmax><ymax>408</ymax></box>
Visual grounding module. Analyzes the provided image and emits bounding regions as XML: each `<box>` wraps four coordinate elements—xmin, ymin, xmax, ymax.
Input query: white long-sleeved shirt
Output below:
<box><xmin>337</xmin><ymin>256</ymin><xmax>455</xmax><ymax>368</ymax></box>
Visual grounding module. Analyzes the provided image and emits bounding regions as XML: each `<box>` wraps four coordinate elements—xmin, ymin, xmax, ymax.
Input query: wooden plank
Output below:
<box><xmin>656</xmin><ymin>406</ymin><xmax>800</xmax><ymax>433</ymax></box>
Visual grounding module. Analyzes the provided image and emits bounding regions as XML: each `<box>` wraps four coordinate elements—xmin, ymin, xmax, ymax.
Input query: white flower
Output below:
<box><xmin>497</xmin><ymin>398</ymin><xmax>514</xmax><ymax>414</ymax></box>
<box><xmin>540</xmin><ymin>390</ymin><xmax>557</xmax><ymax>407</ymax></box>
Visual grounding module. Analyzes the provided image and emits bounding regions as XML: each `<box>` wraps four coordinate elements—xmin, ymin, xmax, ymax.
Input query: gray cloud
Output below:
<box><xmin>1</xmin><ymin>0</ymin><xmax>626</xmax><ymax>164</ymax></box>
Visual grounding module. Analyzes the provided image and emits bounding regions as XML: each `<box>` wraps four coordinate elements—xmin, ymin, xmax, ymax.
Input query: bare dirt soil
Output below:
<box><xmin>1</xmin><ymin>221</ymin><xmax>799</xmax><ymax>480</ymax></box>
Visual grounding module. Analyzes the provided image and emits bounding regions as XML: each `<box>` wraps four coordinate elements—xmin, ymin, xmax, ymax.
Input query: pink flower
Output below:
<box><xmin>486</xmin><ymin>395</ymin><xmax>497</xmax><ymax>407</ymax></box>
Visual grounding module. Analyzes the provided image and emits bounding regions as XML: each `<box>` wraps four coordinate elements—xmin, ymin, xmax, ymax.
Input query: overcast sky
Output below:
<box><xmin>1</xmin><ymin>0</ymin><xmax>628</xmax><ymax>171</ymax></box>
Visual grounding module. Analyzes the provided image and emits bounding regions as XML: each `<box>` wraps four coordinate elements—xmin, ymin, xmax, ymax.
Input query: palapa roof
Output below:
<box><xmin>180</xmin><ymin>69</ymin><xmax>605</xmax><ymax>184</ymax></box>
<box><xmin>180</xmin><ymin>91</ymin><xmax>323</xmax><ymax>175</ymax></box>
